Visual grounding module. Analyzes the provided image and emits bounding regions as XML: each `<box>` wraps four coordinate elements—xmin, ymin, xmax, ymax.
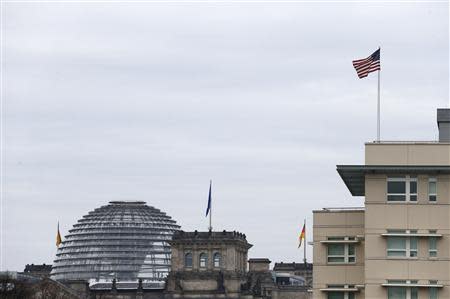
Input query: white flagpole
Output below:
<box><xmin>377</xmin><ymin>69</ymin><xmax>381</xmax><ymax>142</ymax></box>
<box><xmin>303</xmin><ymin>219</ymin><xmax>306</xmax><ymax>264</ymax></box>
<box><xmin>377</xmin><ymin>47</ymin><xmax>381</xmax><ymax>142</ymax></box>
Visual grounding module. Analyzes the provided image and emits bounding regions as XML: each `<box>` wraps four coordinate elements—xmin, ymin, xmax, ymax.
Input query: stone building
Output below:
<box><xmin>165</xmin><ymin>230</ymin><xmax>251</xmax><ymax>298</ymax></box>
<box><xmin>13</xmin><ymin>229</ymin><xmax>311</xmax><ymax>299</ymax></box>
<box><xmin>312</xmin><ymin>108</ymin><xmax>450</xmax><ymax>299</ymax></box>
<box><xmin>23</xmin><ymin>263</ymin><xmax>53</xmax><ymax>278</ymax></box>
<box><xmin>165</xmin><ymin>230</ymin><xmax>311</xmax><ymax>299</ymax></box>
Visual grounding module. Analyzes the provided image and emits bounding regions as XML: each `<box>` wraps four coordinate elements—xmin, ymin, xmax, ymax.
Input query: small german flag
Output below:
<box><xmin>56</xmin><ymin>222</ymin><xmax>62</xmax><ymax>247</ymax></box>
<box><xmin>298</xmin><ymin>223</ymin><xmax>306</xmax><ymax>248</ymax></box>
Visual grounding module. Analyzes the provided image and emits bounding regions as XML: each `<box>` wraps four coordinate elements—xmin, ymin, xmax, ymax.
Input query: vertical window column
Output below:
<box><xmin>199</xmin><ymin>253</ymin><xmax>208</xmax><ymax>269</ymax></box>
<box><xmin>429</xmin><ymin>281</ymin><xmax>438</xmax><ymax>299</ymax></box>
<box><xmin>184</xmin><ymin>252</ymin><xmax>193</xmax><ymax>268</ymax></box>
<box><xmin>429</xmin><ymin>231</ymin><xmax>438</xmax><ymax>258</ymax></box>
<box><xmin>429</xmin><ymin>177</ymin><xmax>437</xmax><ymax>202</ymax></box>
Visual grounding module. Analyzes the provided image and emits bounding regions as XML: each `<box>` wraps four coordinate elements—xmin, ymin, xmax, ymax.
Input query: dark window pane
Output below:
<box><xmin>185</xmin><ymin>253</ymin><xmax>193</xmax><ymax>267</ymax></box>
<box><xmin>387</xmin><ymin>250</ymin><xmax>406</xmax><ymax>257</ymax></box>
<box><xmin>410</xmin><ymin>195</ymin><xmax>417</xmax><ymax>201</ymax></box>
<box><xmin>387</xmin><ymin>195</ymin><xmax>406</xmax><ymax>201</ymax></box>
<box><xmin>213</xmin><ymin>253</ymin><xmax>221</xmax><ymax>268</ymax></box>
<box><xmin>348</xmin><ymin>245</ymin><xmax>355</xmax><ymax>255</ymax></box>
<box><xmin>388</xmin><ymin>287</ymin><xmax>406</xmax><ymax>299</ymax></box>
<box><xmin>429</xmin><ymin>181</ymin><xmax>437</xmax><ymax>194</ymax></box>
<box><xmin>388</xmin><ymin>237</ymin><xmax>406</xmax><ymax>249</ymax></box>
<box><xmin>410</xmin><ymin>181</ymin><xmax>417</xmax><ymax>194</ymax></box>
<box><xmin>199</xmin><ymin>253</ymin><xmax>208</xmax><ymax>268</ymax></box>
<box><xmin>388</xmin><ymin>181</ymin><xmax>406</xmax><ymax>194</ymax></box>
<box><xmin>429</xmin><ymin>195</ymin><xmax>436</xmax><ymax>202</ymax></box>
<box><xmin>327</xmin><ymin>292</ymin><xmax>344</xmax><ymax>299</ymax></box>
<box><xmin>328</xmin><ymin>244</ymin><xmax>345</xmax><ymax>255</ymax></box>
<box><xmin>429</xmin><ymin>288</ymin><xmax>438</xmax><ymax>299</ymax></box>
<box><xmin>328</xmin><ymin>257</ymin><xmax>345</xmax><ymax>263</ymax></box>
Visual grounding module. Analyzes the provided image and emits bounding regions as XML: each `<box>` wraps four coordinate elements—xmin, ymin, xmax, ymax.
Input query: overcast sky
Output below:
<box><xmin>1</xmin><ymin>2</ymin><xmax>449</xmax><ymax>271</ymax></box>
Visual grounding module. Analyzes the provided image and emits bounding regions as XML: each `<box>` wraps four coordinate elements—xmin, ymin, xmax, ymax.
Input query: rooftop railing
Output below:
<box><xmin>366</xmin><ymin>141</ymin><xmax>443</xmax><ymax>144</ymax></box>
<box><xmin>321</xmin><ymin>207</ymin><xmax>365</xmax><ymax>212</ymax></box>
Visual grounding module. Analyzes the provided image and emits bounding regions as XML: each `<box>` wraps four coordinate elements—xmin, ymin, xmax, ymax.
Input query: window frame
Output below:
<box><xmin>199</xmin><ymin>252</ymin><xmax>208</xmax><ymax>268</ymax></box>
<box><xmin>184</xmin><ymin>252</ymin><xmax>193</xmax><ymax>268</ymax></box>
<box><xmin>429</xmin><ymin>230</ymin><xmax>438</xmax><ymax>258</ymax></box>
<box><xmin>429</xmin><ymin>281</ymin><xmax>438</xmax><ymax>299</ymax></box>
<box><xmin>213</xmin><ymin>252</ymin><xmax>222</xmax><ymax>268</ymax></box>
<box><xmin>387</xmin><ymin>176</ymin><xmax>417</xmax><ymax>202</ymax></box>
<box><xmin>428</xmin><ymin>177</ymin><xmax>437</xmax><ymax>202</ymax></box>
<box><xmin>386</xmin><ymin>230</ymin><xmax>418</xmax><ymax>258</ymax></box>
<box><xmin>387</xmin><ymin>280</ymin><xmax>418</xmax><ymax>299</ymax></box>
<box><xmin>326</xmin><ymin>285</ymin><xmax>356</xmax><ymax>299</ymax></box>
<box><xmin>327</xmin><ymin>241</ymin><xmax>356</xmax><ymax>264</ymax></box>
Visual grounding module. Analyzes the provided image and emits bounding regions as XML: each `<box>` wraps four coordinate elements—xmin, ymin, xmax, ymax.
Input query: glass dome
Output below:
<box><xmin>50</xmin><ymin>201</ymin><xmax>180</xmax><ymax>283</ymax></box>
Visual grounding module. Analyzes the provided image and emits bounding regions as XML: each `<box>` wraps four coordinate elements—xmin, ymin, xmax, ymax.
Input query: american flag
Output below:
<box><xmin>352</xmin><ymin>48</ymin><xmax>380</xmax><ymax>79</ymax></box>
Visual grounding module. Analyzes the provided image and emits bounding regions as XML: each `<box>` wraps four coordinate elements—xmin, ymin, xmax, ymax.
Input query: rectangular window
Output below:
<box><xmin>348</xmin><ymin>244</ymin><xmax>356</xmax><ymax>263</ymax></box>
<box><xmin>387</xmin><ymin>177</ymin><xmax>406</xmax><ymax>201</ymax></box>
<box><xmin>409</xmin><ymin>234</ymin><xmax>418</xmax><ymax>258</ymax></box>
<box><xmin>387</xmin><ymin>281</ymin><xmax>419</xmax><ymax>299</ymax></box>
<box><xmin>387</xmin><ymin>236</ymin><xmax>406</xmax><ymax>257</ymax></box>
<box><xmin>429</xmin><ymin>231</ymin><xmax>437</xmax><ymax>257</ymax></box>
<box><xmin>429</xmin><ymin>281</ymin><xmax>438</xmax><ymax>299</ymax></box>
<box><xmin>327</xmin><ymin>293</ymin><xmax>354</xmax><ymax>299</ymax></box>
<box><xmin>327</xmin><ymin>243</ymin><xmax>356</xmax><ymax>264</ymax></box>
<box><xmin>387</xmin><ymin>176</ymin><xmax>417</xmax><ymax>202</ymax></box>
<box><xmin>326</xmin><ymin>286</ymin><xmax>355</xmax><ymax>299</ymax></box>
<box><xmin>429</xmin><ymin>178</ymin><xmax>437</xmax><ymax>202</ymax></box>
<box><xmin>388</xmin><ymin>287</ymin><xmax>406</xmax><ymax>299</ymax></box>
<box><xmin>327</xmin><ymin>244</ymin><xmax>345</xmax><ymax>263</ymax></box>
<box><xmin>387</xmin><ymin>287</ymin><xmax>419</xmax><ymax>299</ymax></box>
<box><xmin>387</xmin><ymin>230</ymin><xmax>417</xmax><ymax>258</ymax></box>
<box><xmin>327</xmin><ymin>292</ymin><xmax>344</xmax><ymax>299</ymax></box>
<box><xmin>429</xmin><ymin>288</ymin><xmax>438</xmax><ymax>299</ymax></box>
<box><xmin>409</xmin><ymin>179</ymin><xmax>417</xmax><ymax>201</ymax></box>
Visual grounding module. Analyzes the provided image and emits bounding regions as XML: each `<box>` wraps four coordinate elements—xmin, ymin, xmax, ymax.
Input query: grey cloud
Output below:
<box><xmin>2</xmin><ymin>2</ymin><xmax>448</xmax><ymax>271</ymax></box>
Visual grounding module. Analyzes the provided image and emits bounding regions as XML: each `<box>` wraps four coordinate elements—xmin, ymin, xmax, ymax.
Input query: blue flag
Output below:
<box><xmin>205</xmin><ymin>181</ymin><xmax>212</xmax><ymax>217</ymax></box>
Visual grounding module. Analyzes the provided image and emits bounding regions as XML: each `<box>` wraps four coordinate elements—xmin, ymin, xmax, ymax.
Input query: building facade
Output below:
<box><xmin>166</xmin><ymin>230</ymin><xmax>311</xmax><ymax>299</ymax></box>
<box><xmin>313</xmin><ymin>108</ymin><xmax>450</xmax><ymax>299</ymax></box>
<box><xmin>166</xmin><ymin>230</ymin><xmax>252</xmax><ymax>298</ymax></box>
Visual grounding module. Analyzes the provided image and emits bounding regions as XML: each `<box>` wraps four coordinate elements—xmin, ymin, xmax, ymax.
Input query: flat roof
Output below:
<box><xmin>337</xmin><ymin>165</ymin><xmax>450</xmax><ymax>196</ymax></box>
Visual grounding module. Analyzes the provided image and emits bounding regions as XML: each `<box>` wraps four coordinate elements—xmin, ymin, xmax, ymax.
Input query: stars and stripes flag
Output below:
<box><xmin>352</xmin><ymin>48</ymin><xmax>380</xmax><ymax>79</ymax></box>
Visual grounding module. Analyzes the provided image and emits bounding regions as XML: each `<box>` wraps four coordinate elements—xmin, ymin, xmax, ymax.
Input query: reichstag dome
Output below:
<box><xmin>50</xmin><ymin>201</ymin><xmax>180</xmax><ymax>283</ymax></box>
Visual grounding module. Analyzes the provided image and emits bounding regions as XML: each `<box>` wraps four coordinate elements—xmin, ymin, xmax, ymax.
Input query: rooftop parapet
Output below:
<box><xmin>171</xmin><ymin>230</ymin><xmax>248</xmax><ymax>241</ymax></box>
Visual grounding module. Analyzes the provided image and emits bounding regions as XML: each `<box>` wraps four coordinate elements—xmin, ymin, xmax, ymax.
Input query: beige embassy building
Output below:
<box><xmin>313</xmin><ymin>108</ymin><xmax>450</xmax><ymax>299</ymax></box>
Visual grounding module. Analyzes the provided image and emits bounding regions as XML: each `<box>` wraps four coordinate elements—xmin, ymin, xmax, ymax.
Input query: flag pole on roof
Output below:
<box><xmin>352</xmin><ymin>48</ymin><xmax>381</xmax><ymax>142</ymax></box>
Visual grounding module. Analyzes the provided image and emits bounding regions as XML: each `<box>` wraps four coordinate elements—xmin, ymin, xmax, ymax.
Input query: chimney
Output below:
<box><xmin>437</xmin><ymin>109</ymin><xmax>450</xmax><ymax>142</ymax></box>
